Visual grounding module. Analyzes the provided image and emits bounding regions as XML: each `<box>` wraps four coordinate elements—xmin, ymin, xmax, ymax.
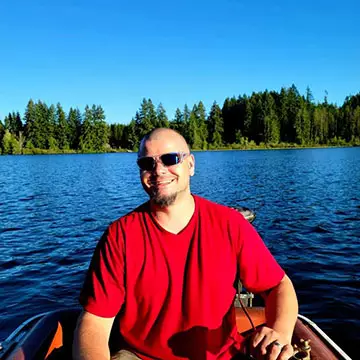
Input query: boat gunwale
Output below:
<box><xmin>297</xmin><ymin>314</ymin><xmax>352</xmax><ymax>360</ymax></box>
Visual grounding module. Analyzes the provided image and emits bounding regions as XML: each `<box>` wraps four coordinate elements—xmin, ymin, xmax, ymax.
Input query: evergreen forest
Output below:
<box><xmin>1</xmin><ymin>85</ymin><xmax>360</xmax><ymax>155</ymax></box>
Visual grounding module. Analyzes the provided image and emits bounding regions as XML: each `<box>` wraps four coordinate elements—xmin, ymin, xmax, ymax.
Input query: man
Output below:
<box><xmin>73</xmin><ymin>128</ymin><xmax>298</xmax><ymax>360</ymax></box>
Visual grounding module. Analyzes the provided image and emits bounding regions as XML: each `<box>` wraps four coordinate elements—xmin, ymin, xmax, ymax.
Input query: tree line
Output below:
<box><xmin>1</xmin><ymin>84</ymin><xmax>360</xmax><ymax>154</ymax></box>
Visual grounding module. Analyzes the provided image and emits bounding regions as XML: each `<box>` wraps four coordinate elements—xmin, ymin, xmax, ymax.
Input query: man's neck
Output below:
<box><xmin>150</xmin><ymin>193</ymin><xmax>195</xmax><ymax>234</ymax></box>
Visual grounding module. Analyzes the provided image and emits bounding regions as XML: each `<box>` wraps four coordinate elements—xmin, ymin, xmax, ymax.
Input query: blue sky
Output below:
<box><xmin>1</xmin><ymin>0</ymin><xmax>359</xmax><ymax>124</ymax></box>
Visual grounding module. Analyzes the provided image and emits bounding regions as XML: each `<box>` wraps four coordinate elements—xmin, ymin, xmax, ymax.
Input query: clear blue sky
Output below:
<box><xmin>1</xmin><ymin>0</ymin><xmax>359</xmax><ymax>124</ymax></box>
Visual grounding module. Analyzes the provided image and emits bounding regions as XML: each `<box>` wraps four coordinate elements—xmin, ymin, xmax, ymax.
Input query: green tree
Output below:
<box><xmin>2</xmin><ymin>130</ymin><xmax>21</xmax><ymax>154</ymax></box>
<box><xmin>0</xmin><ymin>120</ymin><xmax>5</xmax><ymax>151</ymax></box>
<box><xmin>29</xmin><ymin>101</ymin><xmax>49</xmax><ymax>149</ymax></box>
<box><xmin>4</xmin><ymin>112</ymin><xmax>23</xmax><ymax>135</ymax></box>
<box><xmin>56</xmin><ymin>103</ymin><xmax>69</xmax><ymax>150</ymax></box>
<box><xmin>181</xmin><ymin>104</ymin><xmax>191</xmax><ymax>143</ymax></box>
<box><xmin>24</xmin><ymin>99</ymin><xmax>37</xmax><ymax>148</ymax></box>
<box><xmin>207</xmin><ymin>101</ymin><xmax>224</xmax><ymax>147</ymax></box>
<box><xmin>354</xmin><ymin>106</ymin><xmax>360</xmax><ymax>139</ymax></box>
<box><xmin>313</xmin><ymin>106</ymin><xmax>329</xmax><ymax>144</ymax></box>
<box><xmin>195</xmin><ymin>101</ymin><xmax>208</xmax><ymax>149</ymax></box>
<box><xmin>286</xmin><ymin>84</ymin><xmax>301</xmax><ymax>143</ymax></box>
<box><xmin>299</xmin><ymin>105</ymin><xmax>311</xmax><ymax>144</ymax></box>
<box><xmin>79</xmin><ymin>105</ymin><xmax>95</xmax><ymax>151</ymax></box>
<box><xmin>263</xmin><ymin>92</ymin><xmax>280</xmax><ymax>144</ymax></box>
<box><xmin>46</xmin><ymin>104</ymin><xmax>57</xmax><ymax>150</ymax></box>
<box><xmin>123</xmin><ymin>119</ymin><xmax>138</xmax><ymax>151</ymax></box>
<box><xmin>135</xmin><ymin>98</ymin><xmax>158</xmax><ymax>139</ymax></box>
<box><xmin>188</xmin><ymin>105</ymin><xmax>201</xmax><ymax>149</ymax></box>
<box><xmin>170</xmin><ymin>108</ymin><xmax>184</xmax><ymax>133</ymax></box>
<box><xmin>109</xmin><ymin>124</ymin><xmax>125</xmax><ymax>149</ymax></box>
<box><xmin>243</xmin><ymin>96</ymin><xmax>252</xmax><ymax>139</ymax></box>
<box><xmin>251</xmin><ymin>93</ymin><xmax>265</xmax><ymax>143</ymax></box>
<box><xmin>93</xmin><ymin>105</ymin><xmax>109</xmax><ymax>151</ymax></box>
<box><xmin>222</xmin><ymin>97</ymin><xmax>239</xmax><ymax>144</ymax></box>
<box><xmin>156</xmin><ymin>103</ymin><xmax>169</xmax><ymax>128</ymax></box>
<box><xmin>68</xmin><ymin>107</ymin><xmax>82</xmax><ymax>149</ymax></box>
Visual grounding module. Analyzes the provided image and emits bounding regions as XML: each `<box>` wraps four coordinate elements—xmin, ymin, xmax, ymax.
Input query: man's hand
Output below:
<box><xmin>248</xmin><ymin>326</ymin><xmax>294</xmax><ymax>359</ymax></box>
<box><xmin>245</xmin><ymin>274</ymin><xmax>298</xmax><ymax>359</ymax></box>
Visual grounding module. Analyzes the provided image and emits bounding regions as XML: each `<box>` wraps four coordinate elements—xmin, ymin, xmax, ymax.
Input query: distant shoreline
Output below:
<box><xmin>1</xmin><ymin>143</ymin><xmax>357</xmax><ymax>156</ymax></box>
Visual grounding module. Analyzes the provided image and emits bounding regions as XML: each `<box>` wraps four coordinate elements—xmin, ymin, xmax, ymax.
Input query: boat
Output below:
<box><xmin>0</xmin><ymin>207</ymin><xmax>352</xmax><ymax>359</ymax></box>
<box><xmin>0</xmin><ymin>305</ymin><xmax>352</xmax><ymax>359</ymax></box>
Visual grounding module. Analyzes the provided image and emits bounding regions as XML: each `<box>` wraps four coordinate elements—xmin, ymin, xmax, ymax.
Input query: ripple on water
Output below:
<box><xmin>0</xmin><ymin>227</ymin><xmax>24</xmax><ymax>234</ymax></box>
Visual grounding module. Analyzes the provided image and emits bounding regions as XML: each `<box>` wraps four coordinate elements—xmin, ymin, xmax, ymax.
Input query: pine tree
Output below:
<box><xmin>156</xmin><ymin>103</ymin><xmax>169</xmax><ymax>128</ymax></box>
<box><xmin>207</xmin><ymin>101</ymin><xmax>224</xmax><ymax>147</ymax></box>
<box><xmin>243</xmin><ymin>96</ymin><xmax>252</xmax><ymax>139</ymax></box>
<box><xmin>263</xmin><ymin>93</ymin><xmax>280</xmax><ymax>144</ymax></box>
<box><xmin>24</xmin><ymin>99</ymin><xmax>36</xmax><ymax>148</ymax></box>
<box><xmin>195</xmin><ymin>101</ymin><xmax>208</xmax><ymax>149</ymax></box>
<box><xmin>109</xmin><ymin>124</ymin><xmax>125</xmax><ymax>148</ymax></box>
<box><xmin>170</xmin><ymin>108</ymin><xmax>184</xmax><ymax>133</ymax></box>
<box><xmin>56</xmin><ymin>103</ymin><xmax>69</xmax><ymax>150</ymax></box>
<box><xmin>123</xmin><ymin>119</ymin><xmax>138</xmax><ymax>151</ymax></box>
<box><xmin>92</xmin><ymin>105</ymin><xmax>109</xmax><ymax>151</ymax></box>
<box><xmin>47</xmin><ymin>104</ymin><xmax>58</xmax><ymax>150</ymax></box>
<box><xmin>222</xmin><ymin>97</ymin><xmax>240</xmax><ymax>144</ymax></box>
<box><xmin>79</xmin><ymin>105</ymin><xmax>94</xmax><ymax>151</ymax></box>
<box><xmin>251</xmin><ymin>93</ymin><xmax>265</xmax><ymax>143</ymax></box>
<box><xmin>354</xmin><ymin>106</ymin><xmax>360</xmax><ymax>139</ymax></box>
<box><xmin>286</xmin><ymin>84</ymin><xmax>301</xmax><ymax>143</ymax></box>
<box><xmin>68</xmin><ymin>107</ymin><xmax>82</xmax><ymax>150</ymax></box>
<box><xmin>188</xmin><ymin>105</ymin><xmax>202</xmax><ymax>149</ymax></box>
<box><xmin>135</xmin><ymin>99</ymin><xmax>157</xmax><ymax>139</ymax></box>
<box><xmin>30</xmin><ymin>101</ymin><xmax>48</xmax><ymax>149</ymax></box>
<box><xmin>181</xmin><ymin>104</ymin><xmax>191</xmax><ymax>143</ymax></box>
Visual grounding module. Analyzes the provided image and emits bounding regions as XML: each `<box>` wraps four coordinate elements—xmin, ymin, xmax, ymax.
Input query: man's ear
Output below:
<box><xmin>188</xmin><ymin>156</ymin><xmax>195</xmax><ymax>176</ymax></box>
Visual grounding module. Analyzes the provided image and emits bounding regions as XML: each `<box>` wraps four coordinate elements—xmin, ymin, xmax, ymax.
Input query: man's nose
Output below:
<box><xmin>153</xmin><ymin>159</ymin><xmax>167</xmax><ymax>174</ymax></box>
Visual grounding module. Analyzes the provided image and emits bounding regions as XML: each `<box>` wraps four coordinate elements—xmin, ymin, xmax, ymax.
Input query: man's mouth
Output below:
<box><xmin>150</xmin><ymin>179</ymin><xmax>175</xmax><ymax>186</ymax></box>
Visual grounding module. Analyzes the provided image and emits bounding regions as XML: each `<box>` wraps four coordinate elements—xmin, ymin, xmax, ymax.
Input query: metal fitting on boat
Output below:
<box><xmin>293</xmin><ymin>339</ymin><xmax>311</xmax><ymax>360</ymax></box>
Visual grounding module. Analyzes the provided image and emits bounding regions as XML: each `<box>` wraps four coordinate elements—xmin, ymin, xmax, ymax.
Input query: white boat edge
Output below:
<box><xmin>297</xmin><ymin>314</ymin><xmax>352</xmax><ymax>360</ymax></box>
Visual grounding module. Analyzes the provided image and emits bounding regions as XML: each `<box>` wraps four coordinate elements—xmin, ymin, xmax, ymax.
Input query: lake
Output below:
<box><xmin>0</xmin><ymin>148</ymin><xmax>359</xmax><ymax>358</ymax></box>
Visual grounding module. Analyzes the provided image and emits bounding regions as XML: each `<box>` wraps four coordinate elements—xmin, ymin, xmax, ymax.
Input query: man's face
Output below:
<box><xmin>138</xmin><ymin>137</ymin><xmax>195</xmax><ymax>207</ymax></box>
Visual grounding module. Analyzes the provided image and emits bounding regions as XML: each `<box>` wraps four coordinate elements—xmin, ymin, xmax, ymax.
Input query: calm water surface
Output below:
<box><xmin>0</xmin><ymin>148</ymin><xmax>359</xmax><ymax>358</ymax></box>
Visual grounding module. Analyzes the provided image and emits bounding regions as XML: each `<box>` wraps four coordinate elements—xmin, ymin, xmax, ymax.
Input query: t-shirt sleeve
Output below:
<box><xmin>79</xmin><ymin>222</ymin><xmax>125</xmax><ymax>317</ymax></box>
<box><xmin>234</xmin><ymin>213</ymin><xmax>285</xmax><ymax>293</ymax></box>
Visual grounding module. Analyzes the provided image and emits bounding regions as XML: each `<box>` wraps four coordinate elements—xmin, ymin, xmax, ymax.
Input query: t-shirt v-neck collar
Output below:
<box><xmin>147</xmin><ymin>195</ymin><xmax>198</xmax><ymax>237</ymax></box>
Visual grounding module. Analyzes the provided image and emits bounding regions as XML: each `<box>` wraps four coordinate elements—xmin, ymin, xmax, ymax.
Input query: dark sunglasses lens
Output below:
<box><xmin>137</xmin><ymin>157</ymin><xmax>155</xmax><ymax>171</ymax></box>
<box><xmin>161</xmin><ymin>153</ymin><xmax>180</xmax><ymax>166</ymax></box>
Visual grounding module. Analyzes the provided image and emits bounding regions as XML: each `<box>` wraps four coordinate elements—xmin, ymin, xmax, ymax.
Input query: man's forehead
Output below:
<box><xmin>142</xmin><ymin>138</ymin><xmax>183</xmax><ymax>154</ymax></box>
<box><xmin>140</xmin><ymin>130</ymin><xmax>189</xmax><ymax>155</ymax></box>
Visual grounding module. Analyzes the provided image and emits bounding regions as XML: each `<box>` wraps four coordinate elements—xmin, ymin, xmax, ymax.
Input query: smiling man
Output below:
<box><xmin>73</xmin><ymin>128</ymin><xmax>298</xmax><ymax>360</ymax></box>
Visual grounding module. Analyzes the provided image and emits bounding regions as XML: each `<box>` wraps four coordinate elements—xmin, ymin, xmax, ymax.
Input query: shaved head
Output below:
<box><xmin>137</xmin><ymin>128</ymin><xmax>195</xmax><ymax>207</ymax></box>
<box><xmin>138</xmin><ymin>128</ymin><xmax>190</xmax><ymax>157</ymax></box>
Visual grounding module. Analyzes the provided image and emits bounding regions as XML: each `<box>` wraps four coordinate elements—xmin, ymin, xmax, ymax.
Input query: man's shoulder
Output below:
<box><xmin>108</xmin><ymin>201</ymin><xmax>149</xmax><ymax>232</ymax></box>
<box><xmin>194</xmin><ymin>195</ymin><xmax>245</xmax><ymax>221</ymax></box>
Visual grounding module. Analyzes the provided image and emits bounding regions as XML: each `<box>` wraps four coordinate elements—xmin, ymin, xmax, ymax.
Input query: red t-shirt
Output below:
<box><xmin>80</xmin><ymin>195</ymin><xmax>284</xmax><ymax>360</ymax></box>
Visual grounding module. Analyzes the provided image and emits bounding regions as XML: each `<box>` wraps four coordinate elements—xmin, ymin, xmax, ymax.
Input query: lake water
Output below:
<box><xmin>0</xmin><ymin>148</ymin><xmax>359</xmax><ymax>358</ymax></box>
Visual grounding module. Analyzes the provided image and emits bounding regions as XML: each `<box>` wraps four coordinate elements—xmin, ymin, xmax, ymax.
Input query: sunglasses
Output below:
<box><xmin>137</xmin><ymin>152</ymin><xmax>189</xmax><ymax>171</ymax></box>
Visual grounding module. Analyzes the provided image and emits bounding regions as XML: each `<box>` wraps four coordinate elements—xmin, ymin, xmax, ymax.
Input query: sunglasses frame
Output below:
<box><xmin>137</xmin><ymin>152</ymin><xmax>190</xmax><ymax>171</ymax></box>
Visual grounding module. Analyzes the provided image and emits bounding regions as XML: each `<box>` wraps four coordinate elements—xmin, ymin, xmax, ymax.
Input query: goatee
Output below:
<box><xmin>152</xmin><ymin>193</ymin><xmax>177</xmax><ymax>207</ymax></box>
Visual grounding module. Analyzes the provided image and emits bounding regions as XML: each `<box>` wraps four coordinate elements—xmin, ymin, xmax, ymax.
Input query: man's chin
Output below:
<box><xmin>151</xmin><ymin>192</ymin><xmax>177</xmax><ymax>207</ymax></box>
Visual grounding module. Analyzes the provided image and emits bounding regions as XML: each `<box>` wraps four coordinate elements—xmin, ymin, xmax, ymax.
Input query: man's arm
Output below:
<box><xmin>251</xmin><ymin>275</ymin><xmax>298</xmax><ymax>359</ymax></box>
<box><xmin>73</xmin><ymin>310</ymin><xmax>115</xmax><ymax>360</ymax></box>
